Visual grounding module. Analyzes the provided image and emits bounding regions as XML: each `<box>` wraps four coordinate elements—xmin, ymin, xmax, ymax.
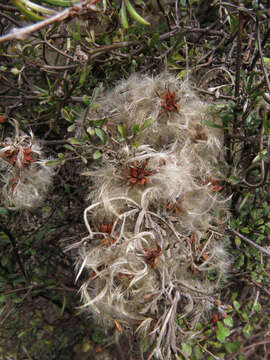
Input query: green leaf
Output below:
<box><xmin>87</xmin><ymin>127</ymin><xmax>95</xmax><ymax>136</ymax></box>
<box><xmin>93</xmin><ymin>150</ymin><xmax>102</xmax><ymax>160</ymax></box>
<box><xmin>59</xmin><ymin>296</ymin><xmax>66</xmax><ymax>317</ymax></box>
<box><xmin>235</xmin><ymin>236</ymin><xmax>241</xmax><ymax>247</ymax></box>
<box><xmin>263</xmin><ymin>57</ymin><xmax>270</xmax><ymax>66</ymax></box>
<box><xmin>13</xmin><ymin>0</ymin><xmax>44</xmax><ymax>21</ymax></box>
<box><xmin>141</xmin><ymin>117</ymin><xmax>153</xmax><ymax>131</ymax></box>
<box><xmin>1</xmin><ymin>256</ymin><xmax>9</xmax><ymax>267</ymax></box>
<box><xmin>92</xmin><ymin>331</ymin><xmax>103</xmax><ymax>344</ymax></box>
<box><xmin>118</xmin><ymin>124</ymin><xmax>126</xmax><ymax>138</ymax></box>
<box><xmin>67</xmin><ymin>124</ymin><xmax>76</xmax><ymax>132</ymax></box>
<box><xmin>240</xmin><ymin>227</ymin><xmax>249</xmax><ymax>234</ymax></box>
<box><xmin>239</xmin><ymin>193</ymin><xmax>251</xmax><ymax>211</ymax></box>
<box><xmin>45</xmin><ymin>160</ymin><xmax>61</xmax><ymax>166</ymax></box>
<box><xmin>80</xmin><ymin>155</ymin><xmax>88</xmax><ymax>164</ymax></box>
<box><xmin>149</xmin><ymin>33</ymin><xmax>160</xmax><ymax>48</ymax></box>
<box><xmin>95</xmin><ymin>128</ymin><xmax>106</xmax><ymax>143</ymax></box>
<box><xmin>64</xmin><ymin>144</ymin><xmax>75</xmax><ymax>151</ymax></box>
<box><xmin>228</xmin><ymin>175</ymin><xmax>240</xmax><ymax>185</ymax></box>
<box><xmin>233</xmin><ymin>300</ymin><xmax>240</xmax><ymax>311</ymax></box>
<box><xmin>216</xmin><ymin>321</ymin><xmax>230</xmax><ymax>342</ymax></box>
<box><xmin>243</xmin><ymin>323</ymin><xmax>253</xmax><ymax>338</ymax></box>
<box><xmin>133</xmin><ymin>124</ymin><xmax>140</xmax><ymax>135</ymax></box>
<box><xmin>181</xmin><ymin>343</ymin><xmax>192</xmax><ymax>356</ymax></box>
<box><xmin>193</xmin><ymin>345</ymin><xmax>202</xmax><ymax>359</ymax></box>
<box><xmin>83</xmin><ymin>95</ymin><xmax>90</xmax><ymax>106</ymax></box>
<box><xmin>124</xmin><ymin>0</ymin><xmax>150</xmax><ymax>26</ymax></box>
<box><xmin>72</xmin><ymin>31</ymin><xmax>81</xmax><ymax>42</ymax></box>
<box><xmin>61</xmin><ymin>108</ymin><xmax>72</xmax><ymax>122</ymax></box>
<box><xmin>253</xmin><ymin>303</ymin><xmax>261</xmax><ymax>312</ymax></box>
<box><xmin>58</xmin><ymin>153</ymin><xmax>65</xmax><ymax>160</ymax></box>
<box><xmin>91</xmin><ymin>87</ymin><xmax>99</xmax><ymax>103</ymax></box>
<box><xmin>0</xmin><ymin>207</ymin><xmax>8</xmax><ymax>216</ymax></box>
<box><xmin>203</xmin><ymin>120</ymin><xmax>224</xmax><ymax>129</ymax></box>
<box><xmin>79</xmin><ymin>64</ymin><xmax>88</xmax><ymax>87</ymax></box>
<box><xmin>68</xmin><ymin>137</ymin><xmax>85</xmax><ymax>145</ymax></box>
<box><xmin>120</xmin><ymin>0</ymin><xmax>129</xmax><ymax>29</ymax></box>
<box><xmin>223</xmin><ymin>316</ymin><xmax>233</xmax><ymax>327</ymax></box>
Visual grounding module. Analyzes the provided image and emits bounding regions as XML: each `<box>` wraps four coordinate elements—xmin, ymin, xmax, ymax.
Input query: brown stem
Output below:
<box><xmin>227</xmin><ymin>225</ymin><xmax>270</xmax><ymax>257</ymax></box>
<box><xmin>0</xmin><ymin>224</ymin><xmax>29</xmax><ymax>282</ymax></box>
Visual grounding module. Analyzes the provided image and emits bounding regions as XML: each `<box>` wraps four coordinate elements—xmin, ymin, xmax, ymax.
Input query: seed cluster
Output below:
<box><xmin>72</xmin><ymin>73</ymin><xmax>229</xmax><ymax>359</ymax></box>
<box><xmin>0</xmin><ymin>121</ymin><xmax>54</xmax><ymax>209</ymax></box>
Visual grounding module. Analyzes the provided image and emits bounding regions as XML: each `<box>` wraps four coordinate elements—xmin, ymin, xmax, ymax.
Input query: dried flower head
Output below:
<box><xmin>156</xmin><ymin>89</ymin><xmax>179</xmax><ymax>116</ymax></box>
<box><xmin>0</xmin><ymin>120</ymin><xmax>54</xmax><ymax>209</ymax></box>
<box><xmin>124</xmin><ymin>160</ymin><xmax>153</xmax><ymax>187</ymax></box>
<box><xmin>72</xmin><ymin>73</ymin><xmax>229</xmax><ymax>359</ymax></box>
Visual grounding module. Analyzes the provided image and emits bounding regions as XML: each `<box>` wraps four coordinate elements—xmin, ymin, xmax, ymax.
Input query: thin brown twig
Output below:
<box><xmin>256</xmin><ymin>19</ymin><xmax>270</xmax><ymax>93</ymax></box>
<box><xmin>0</xmin><ymin>1</ymin><xmax>98</xmax><ymax>44</ymax></box>
<box><xmin>234</xmin><ymin>8</ymin><xmax>243</xmax><ymax>105</ymax></box>
<box><xmin>251</xmin><ymin>280</ymin><xmax>270</xmax><ymax>297</ymax></box>
<box><xmin>0</xmin><ymin>224</ymin><xmax>29</xmax><ymax>282</ymax></box>
<box><xmin>4</xmin><ymin>285</ymin><xmax>77</xmax><ymax>296</ymax></box>
<box><xmin>243</xmin><ymin>340</ymin><xmax>270</xmax><ymax>352</ymax></box>
<box><xmin>0</xmin><ymin>11</ymin><xmax>21</xmax><ymax>27</ymax></box>
<box><xmin>242</xmin><ymin>126</ymin><xmax>269</xmax><ymax>188</ymax></box>
<box><xmin>0</xmin><ymin>4</ymin><xmax>17</xmax><ymax>11</ymax></box>
<box><xmin>227</xmin><ymin>225</ymin><xmax>270</xmax><ymax>257</ymax></box>
<box><xmin>249</xmin><ymin>26</ymin><xmax>270</xmax><ymax>71</ymax></box>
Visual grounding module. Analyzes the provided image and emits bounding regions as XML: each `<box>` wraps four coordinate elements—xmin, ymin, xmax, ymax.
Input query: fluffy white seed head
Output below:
<box><xmin>0</xmin><ymin>121</ymin><xmax>54</xmax><ymax>210</ymax></box>
<box><xmin>73</xmin><ymin>73</ymin><xmax>229</xmax><ymax>358</ymax></box>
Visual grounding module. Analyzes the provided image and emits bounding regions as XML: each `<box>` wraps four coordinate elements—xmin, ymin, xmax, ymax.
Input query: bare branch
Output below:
<box><xmin>0</xmin><ymin>1</ymin><xmax>98</xmax><ymax>44</ymax></box>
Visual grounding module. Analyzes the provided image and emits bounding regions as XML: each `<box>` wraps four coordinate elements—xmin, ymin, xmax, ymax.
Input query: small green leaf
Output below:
<box><xmin>263</xmin><ymin>57</ymin><xmax>270</xmax><ymax>66</ymax></box>
<box><xmin>124</xmin><ymin>0</ymin><xmax>150</xmax><ymax>26</ymax></box>
<box><xmin>82</xmin><ymin>338</ymin><xmax>91</xmax><ymax>352</ymax></box>
<box><xmin>1</xmin><ymin>256</ymin><xmax>8</xmax><ymax>267</ymax></box>
<box><xmin>92</xmin><ymin>331</ymin><xmax>103</xmax><ymax>344</ymax></box>
<box><xmin>0</xmin><ymin>207</ymin><xmax>8</xmax><ymax>216</ymax></box>
<box><xmin>228</xmin><ymin>175</ymin><xmax>240</xmax><ymax>185</ymax></box>
<box><xmin>79</xmin><ymin>64</ymin><xmax>88</xmax><ymax>86</ymax></box>
<box><xmin>203</xmin><ymin>120</ymin><xmax>224</xmax><ymax>129</ymax></box>
<box><xmin>64</xmin><ymin>144</ymin><xmax>75</xmax><ymax>151</ymax></box>
<box><xmin>67</xmin><ymin>124</ymin><xmax>76</xmax><ymax>132</ymax></box>
<box><xmin>91</xmin><ymin>87</ymin><xmax>99</xmax><ymax>103</ymax></box>
<box><xmin>118</xmin><ymin>124</ymin><xmax>126</xmax><ymax>138</ymax></box>
<box><xmin>83</xmin><ymin>95</ymin><xmax>90</xmax><ymax>106</ymax></box>
<box><xmin>72</xmin><ymin>31</ymin><xmax>80</xmax><ymax>42</ymax></box>
<box><xmin>93</xmin><ymin>150</ymin><xmax>102</xmax><ymax>160</ymax></box>
<box><xmin>253</xmin><ymin>303</ymin><xmax>261</xmax><ymax>312</ymax></box>
<box><xmin>233</xmin><ymin>300</ymin><xmax>240</xmax><ymax>311</ymax></box>
<box><xmin>59</xmin><ymin>296</ymin><xmax>66</xmax><ymax>317</ymax></box>
<box><xmin>133</xmin><ymin>124</ymin><xmax>140</xmax><ymax>135</ymax></box>
<box><xmin>224</xmin><ymin>341</ymin><xmax>241</xmax><ymax>354</ymax></box>
<box><xmin>141</xmin><ymin>117</ymin><xmax>153</xmax><ymax>130</ymax></box>
<box><xmin>239</xmin><ymin>193</ymin><xmax>251</xmax><ymax>211</ymax></box>
<box><xmin>181</xmin><ymin>343</ymin><xmax>192</xmax><ymax>356</ymax></box>
<box><xmin>95</xmin><ymin>128</ymin><xmax>106</xmax><ymax>143</ymax></box>
<box><xmin>216</xmin><ymin>321</ymin><xmax>230</xmax><ymax>342</ymax></box>
<box><xmin>243</xmin><ymin>323</ymin><xmax>253</xmax><ymax>338</ymax></box>
<box><xmin>45</xmin><ymin>160</ymin><xmax>61</xmax><ymax>166</ymax></box>
<box><xmin>193</xmin><ymin>345</ymin><xmax>202</xmax><ymax>359</ymax></box>
<box><xmin>80</xmin><ymin>155</ymin><xmax>88</xmax><ymax>164</ymax></box>
<box><xmin>149</xmin><ymin>33</ymin><xmax>160</xmax><ymax>47</ymax></box>
<box><xmin>68</xmin><ymin>137</ymin><xmax>86</xmax><ymax>145</ymax></box>
<box><xmin>87</xmin><ymin>127</ymin><xmax>95</xmax><ymax>136</ymax></box>
<box><xmin>234</xmin><ymin>236</ymin><xmax>241</xmax><ymax>248</ymax></box>
<box><xmin>120</xmin><ymin>0</ymin><xmax>129</xmax><ymax>29</ymax></box>
<box><xmin>61</xmin><ymin>108</ymin><xmax>72</xmax><ymax>122</ymax></box>
<box><xmin>223</xmin><ymin>316</ymin><xmax>233</xmax><ymax>327</ymax></box>
<box><xmin>58</xmin><ymin>153</ymin><xmax>65</xmax><ymax>160</ymax></box>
